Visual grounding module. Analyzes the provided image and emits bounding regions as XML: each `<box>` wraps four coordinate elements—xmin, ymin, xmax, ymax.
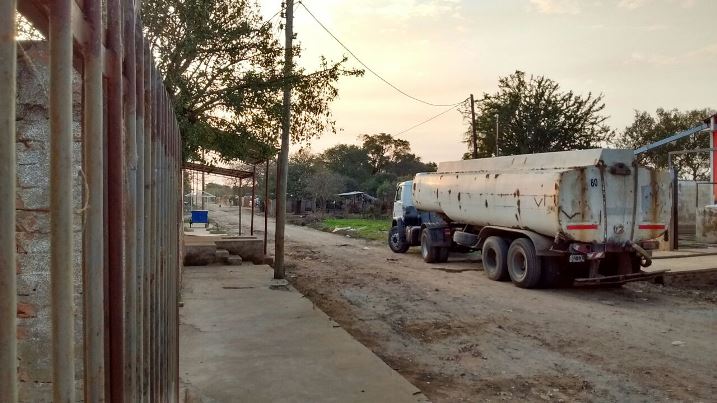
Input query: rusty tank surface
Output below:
<box><xmin>412</xmin><ymin>149</ymin><xmax>672</xmax><ymax>246</ymax></box>
<box><xmin>389</xmin><ymin>149</ymin><xmax>673</xmax><ymax>288</ymax></box>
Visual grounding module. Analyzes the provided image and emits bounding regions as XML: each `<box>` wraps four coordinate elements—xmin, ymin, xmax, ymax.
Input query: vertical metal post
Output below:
<box><xmin>122</xmin><ymin>0</ymin><xmax>138</xmax><ymax>397</ymax></box>
<box><xmin>495</xmin><ymin>114</ymin><xmax>500</xmax><ymax>157</ymax></box>
<box><xmin>470</xmin><ymin>94</ymin><xmax>477</xmax><ymax>159</ymax></box>
<box><xmin>149</xmin><ymin>69</ymin><xmax>158</xmax><ymax>401</ymax></box>
<box><xmin>251</xmin><ymin>166</ymin><xmax>256</xmax><ymax>235</ymax></box>
<box><xmin>134</xmin><ymin>21</ymin><xmax>145</xmax><ymax>402</ymax></box>
<box><xmin>264</xmin><ymin>159</ymin><xmax>269</xmax><ymax>256</ymax></box>
<box><xmin>157</xmin><ymin>87</ymin><xmax>164</xmax><ymax>402</ymax></box>
<box><xmin>175</xmin><ymin>119</ymin><xmax>181</xmax><ymax>402</ymax></box>
<box><xmin>83</xmin><ymin>0</ymin><xmax>105</xmax><ymax>399</ymax></box>
<box><xmin>238</xmin><ymin>178</ymin><xmax>243</xmax><ymax>235</ymax></box>
<box><xmin>711</xmin><ymin>116</ymin><xmax>716</xmax><ymax>204</ymax></box>
<box><xmin>107</xmin><ymin>0</ymin><xmax>126</xmax><ymax>398</ymax></box>
<box><xmin>49</xmin><ymin>0</ymin><xmax>75</xmax><ymax>399</ymax></box>
<box><xmin>275</xmin><ymin>0</ymin><xmax>294</xmax><ymax>279</ymax></box>
<box><xmin>201</xmin><ymin>170</ymin><xmax>205</xmax><ymax>209</ymax></box>
<box><xmin>160</xmin><ymin>89</ymin><xmax>167</xmax><ymax>401</ymax></box>
<box><xmin>142</xmin><ymin>44</ymin><xmax>152</xmax><ymax>403</ymax></box>
<box><xmin>670</xmin><ymin>167</ymin><xmax>679</xmax><ymax>250</ymax></box>
<box><xmin>0</xmin><ymin>1</ymin><xmax>17</xmax><ymax>400</ymax></box>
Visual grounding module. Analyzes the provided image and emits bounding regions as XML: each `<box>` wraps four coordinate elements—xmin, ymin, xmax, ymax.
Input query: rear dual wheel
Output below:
<box><xmin>507</xmin><ymin>238</ymin><xmax>542</xmax><ymax>289</ymax></box>
<box><xmin>482</xmin><ymin>236</ymin><xmax>509</xmax><ymax>281</ymax></box>
<box><xmin>421</xmin><ymin>229</ymin><xmax>449</xmax><ymax>263</ymax></box>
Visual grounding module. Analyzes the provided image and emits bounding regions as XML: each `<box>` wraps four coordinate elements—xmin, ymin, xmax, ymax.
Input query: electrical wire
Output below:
<box><xmin>297</xmin><ymin>1</ymin><xmax>465</xmax><ymax>108</ymax></box>
<box><xmin>393</xmin><ymin>98</ymin><xmax>469</xmax><ymax>136</ymax></box>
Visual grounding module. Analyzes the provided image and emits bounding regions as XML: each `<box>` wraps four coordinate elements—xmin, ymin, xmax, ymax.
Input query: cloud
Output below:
<box><xmin>627</xmin><ymin>52</ymin><xmax>676</xmax><ymax>65</ymax></box>
<box><xmin>618</xmin><ymin>0</ymin><xmax>698</xmax><ymax>9</ymax></box>
<box><xmin>353</xmin><ymin>0</ymin><xmax>462</xmax><ymax>20</ymax></box>
<box><xmin>528</xmin><ymin>0</ymin><xmax>581</xmax><ymax>14</ymax></box>
<box><xmin>589</xmin><ymin>23</ymin><xmax>669</xmax><ymax>31</ymax></box>
<box><xmin>627</xmin><ymin>43</ymin><xmax>717</xmax><ymax>66</ymax></box>
<box><xmin>618</xmin><ymin>0</ymin><xmax>651</xmax><ymax>9</ymax></box>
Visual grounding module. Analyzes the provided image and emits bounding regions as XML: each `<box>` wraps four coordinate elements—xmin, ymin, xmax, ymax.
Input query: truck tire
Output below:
<box><xmin>420</xmin><ymin>229</ymin><xmax>440</xmax><ymax>263</ymax></box>
<box><xmin>507</xmin><ymin>238</ymin><xmax>542</xmax><ymax>288</ymax></box>
<box><xmin>482</xmin><ymin>236</ymin><xmax>509</xmax><ymax>281</ymax></box>
<box><xmin>388</xmin><ymin>225</ymin><xmax>410</xmax><ymax>253</ymax></box>
<box><xmin>437</xmin><ymin>247</ymin><xmax>449</xmax><ymax>263</ymax></box>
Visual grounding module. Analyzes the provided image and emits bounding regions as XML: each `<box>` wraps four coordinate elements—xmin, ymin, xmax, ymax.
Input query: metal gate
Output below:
<box><xmin>1</xmin><ymin>0</ymin><xmax>182</xmax><ymax>401</ymax></box>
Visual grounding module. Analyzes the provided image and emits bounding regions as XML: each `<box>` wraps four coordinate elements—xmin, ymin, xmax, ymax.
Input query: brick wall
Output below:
<box><xmin>15</xmin><ymin>41</ymin><xmax>84</xmax><ymax>401</ymax></box>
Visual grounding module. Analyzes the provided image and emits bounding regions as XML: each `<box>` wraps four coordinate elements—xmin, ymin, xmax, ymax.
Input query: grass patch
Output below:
<box><xmin>321</xmin><ymin>217</ymin><xmax>391</xmax><ymax>241</ymax></box>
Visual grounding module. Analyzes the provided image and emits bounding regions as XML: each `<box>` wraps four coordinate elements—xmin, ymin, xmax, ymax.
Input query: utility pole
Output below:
<box><xmin>470</xmin><ymin>94</ymin><xmax>477</xmax><ymax>159</ymax></box>
<box><xmin>274</xmin><ymin>0</ymin><xmax>294</xmax><ymax>279</ymax></box>
<box><xmin>201</xmin><ymin>171</ymin><xmax>205</xmax><ymax>209</ymax></box>
<box><xmin>495</xmin><ymin>114</ymin><xmax>500</xmax><ymax>157</ymax></box>
<box><xmin>238</xmin><ymin>178</ymin><xmax>243</xmax><ymax>235</ymax></box>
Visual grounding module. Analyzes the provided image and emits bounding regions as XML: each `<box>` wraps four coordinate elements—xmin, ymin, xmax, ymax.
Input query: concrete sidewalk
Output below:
<box><xmin>180</xmin><ymin>264</ymin><xmax>427</xmax><ymax>403</ymax></box>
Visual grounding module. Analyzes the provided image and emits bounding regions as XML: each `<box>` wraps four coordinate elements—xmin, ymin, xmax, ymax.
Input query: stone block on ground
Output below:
<box><xmin>215</xmin><ymin>237</ymin><xmax>263</xmax><ymax>263</ymax></box>
<box><xmin>184</xmin><ymin>245</ymin><xmax>218</xmax><ymax>266</ymax></box>
<box><xmin>227</xmin><ymin>255</ymin><xmax>243</xmax><ymax>266</ymax></box>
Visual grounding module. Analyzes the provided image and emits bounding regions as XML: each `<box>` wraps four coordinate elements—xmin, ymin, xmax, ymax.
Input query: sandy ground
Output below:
<box><xmin>206</xmin><ymin>205</ymin><xmax>717</xmax><ymax>403</ymax></box>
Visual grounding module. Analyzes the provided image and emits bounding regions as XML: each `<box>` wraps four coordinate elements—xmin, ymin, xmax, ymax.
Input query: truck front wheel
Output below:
<box><xmin>482</xmin><ymin>236</ymin><xmax>509</xmax><ymax>281</ymax></box>
<box><xmin>388</xmin><ymin>226</ymin><xmax>410</xmax><ymax>253</ymax></box>
<box><xmin>507</xmin><ymin>238</ymin><xmax>542</xmax><ymax>288</ymax></box>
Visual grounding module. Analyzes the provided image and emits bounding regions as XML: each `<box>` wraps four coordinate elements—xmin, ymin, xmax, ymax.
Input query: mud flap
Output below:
<box><xmin>573</xmin><ymin>269</ymin><xmax>669</xmax><ymax>286</ymax></box>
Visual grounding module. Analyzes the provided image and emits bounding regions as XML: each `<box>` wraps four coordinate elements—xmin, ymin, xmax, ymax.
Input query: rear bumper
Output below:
<box><xmin>573</xmin><ymin>269</ymin><xmax>668</xmax><ymax>286</ymax></box>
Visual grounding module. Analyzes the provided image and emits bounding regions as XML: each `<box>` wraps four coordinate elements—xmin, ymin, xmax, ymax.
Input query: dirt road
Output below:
<box><xmin>208</xmin><ymin>205</ymin><xmax>717</xmax><ymax>402</ymax></box>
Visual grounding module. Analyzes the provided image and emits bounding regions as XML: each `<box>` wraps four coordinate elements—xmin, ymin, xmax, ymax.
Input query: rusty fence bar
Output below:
<box><xmin>142</xmin><ymin>42</ymin><xmax>152</xmax><ymax>403</ymax></box>
<box><xmin>106</xmin><ymin>0</ymin><xmax>127</xmax><ymax>398</ymax></box>
<box><xmin>49</xmin><ymin>0</ymin><xmax>75</xmax><ymax>399</ymax></box>
<box><xmin>82</xmin><ymin>0</ymin><xmax>105</xmax><ymax>398</ymax></box>
<box><xmin>135</xmin><ymin>20</ymin><xmax>146</xmax><ymax>402</ymax></box>
<box><xmin>122</xmin><ymin>0</ymin><xmax>139</xmax><ymax>397</ymax></box>
<box><xmin>7</xmin><ymin>0</ymin><xmax>184</xmax><ymax>400</ymax></box>
<box><xmin>0</xmin><ymin>0</ymin><xmax>18</xmax><ymax>401</ymax></box>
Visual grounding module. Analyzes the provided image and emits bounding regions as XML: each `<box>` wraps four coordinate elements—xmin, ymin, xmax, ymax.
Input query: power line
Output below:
<box><xmin>297</xmin><ymin>1</ymin><xmax>465</xmax><ymax>108</ymax></box>
<box><xmin>393</xmin><ymin>98</ymin><xmax>468</xmax><ymax>136</ymax></box>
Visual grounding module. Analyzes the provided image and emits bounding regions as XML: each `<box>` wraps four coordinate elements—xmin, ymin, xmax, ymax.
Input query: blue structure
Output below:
<box><xmin>190</xmin><ymin>210</ymin><xmax>209</xmax><ymax>228</ymax></box>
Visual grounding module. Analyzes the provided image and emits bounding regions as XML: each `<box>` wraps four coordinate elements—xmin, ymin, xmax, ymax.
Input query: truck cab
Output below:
<box><xmin>392</xmin><ymin>181</ymin><xmax>414</xmax><ymax>221</ymax></box>
<box><xmin>389</xmin><ymin>181</ymin><xmax>452</xmax><ymax>262</ymax></box>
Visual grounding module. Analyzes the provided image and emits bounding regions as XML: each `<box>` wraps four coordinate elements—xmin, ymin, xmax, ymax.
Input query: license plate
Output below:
<box><xmin>569</xmin><ymin>254</ymin><xmax>585</xmax><ymax>263</ymax></box>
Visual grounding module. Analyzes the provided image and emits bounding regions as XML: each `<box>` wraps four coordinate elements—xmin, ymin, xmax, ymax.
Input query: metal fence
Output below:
<box><xmin>2</xmin><ymin>0</ymin><xmax>182</xmax><ymax>401</ymax></box>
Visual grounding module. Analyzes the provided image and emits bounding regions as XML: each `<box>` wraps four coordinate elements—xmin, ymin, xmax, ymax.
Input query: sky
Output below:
<box><xmin>258</xmin><ymin>0</ymin><xmax>716</xmax><ymax>164</ymax></box>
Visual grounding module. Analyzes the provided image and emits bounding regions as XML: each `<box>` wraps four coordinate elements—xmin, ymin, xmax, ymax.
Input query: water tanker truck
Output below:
<box><xmin>388</xmin><ymin>149</ymin><xmax>672</xmax><ymax>288</ymax></box>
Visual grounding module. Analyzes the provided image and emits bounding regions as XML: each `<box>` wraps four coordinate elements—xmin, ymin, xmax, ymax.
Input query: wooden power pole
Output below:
<box><xmin>470</xmin><ymin>94</ymin><xmax>477</xmax><ymax>159</ymax></box>
<box><xmin>274</xmin><ymin>0</ymin><xmax>294</xmax><ymax>279</ymax></box>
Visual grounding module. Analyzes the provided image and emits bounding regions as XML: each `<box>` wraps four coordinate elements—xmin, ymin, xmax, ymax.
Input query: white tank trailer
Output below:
<box><xmin>388</xmin><ymin>149</ymin><xmax>672</xmax><ymax>288</ymax></box>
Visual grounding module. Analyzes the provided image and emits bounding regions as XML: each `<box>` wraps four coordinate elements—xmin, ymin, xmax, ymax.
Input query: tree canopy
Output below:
<box><xmin>462</xmin><ymin>71</ymin><xmax>610</xmax><ymax>158</ymax></box>
<box><xmin>142</xmin><ymin>0</ymin><xmax>363</xmax><ymax>162</ymax></box>
<box><xmin>253</xmin><ymin>134</ymin><xmax>435</xmax><ymax>211</ymax></box>
<box><xmin>612</xmin><ymin>108</ymin><xmax>714</xmax><ymax>180</ymax></box>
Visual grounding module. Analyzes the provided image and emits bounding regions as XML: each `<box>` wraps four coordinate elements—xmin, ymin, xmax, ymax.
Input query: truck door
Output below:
<box><xmin>393</xmin><ymin>184</ymin><xmax>404</xmax><ymax>219</ymax></box>
<box><xmin>602</xmin><ymin>163</ymin><xmax>636</xmax><ymax>244</ymax></box>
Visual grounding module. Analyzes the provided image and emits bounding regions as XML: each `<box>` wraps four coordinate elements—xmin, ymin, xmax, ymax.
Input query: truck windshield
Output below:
<box><xmin>395</xmin><ymin>186</ymin><xmax>402</xmax><ymax>201</ymax></box>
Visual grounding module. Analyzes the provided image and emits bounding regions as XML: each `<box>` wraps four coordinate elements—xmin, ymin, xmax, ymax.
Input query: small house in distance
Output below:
<box><xmin>337</xmin><ymin>191</ymin><xmax>377</xmax><ymax>213</ymax></box>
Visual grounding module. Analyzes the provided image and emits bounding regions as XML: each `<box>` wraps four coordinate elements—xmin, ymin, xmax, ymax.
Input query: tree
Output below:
<box><xmin>613</xmin><ymin>108</ymin><xmax>714</xmax><ymax>180</ymax></box>
<box><xmin>361</xmin><ymin>133</ymin><xmax>410</xmax><ymax>174</ymax></box>
<box><xmin>142</xmin><ymin>0</ymin><xmax>363</xmax><ymax>162</ymax></box>
<box><xmin>305</xmin><ymin>166</ymin><xmax>344</xmax><ymax>211</ymax></box>
<box><xmin>319</xmin><ymin>144</ymin><xmax>372</xmax><ymax>185</ymax></box>
<box><xmin>463</xmin><ymin>71</ymin><xmax>610</xmax><ymax>158</ymax></box>
<box><xmin>286</xmin><ymin>148</ymin><xmax>315</xmax><ymax>200</ymax></box>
